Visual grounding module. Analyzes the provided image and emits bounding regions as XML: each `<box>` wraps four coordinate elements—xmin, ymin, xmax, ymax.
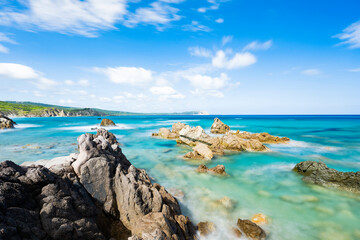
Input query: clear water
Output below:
<box><xmin>1</xmin><ymin>115</ymin><xmax>360</xmax><ymax>240</ymax></box>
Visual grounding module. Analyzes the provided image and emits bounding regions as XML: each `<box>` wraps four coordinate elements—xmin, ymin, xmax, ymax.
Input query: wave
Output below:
<box><xmin>270</xmin><ymin>140</ymin><xmax>340</xmax><ymax>152</ymax></box>
<box><xmin>0</xmin><ymin>124</ymin><xmax>43</xmax><ymax>133</ymax></box>
<box><xmin>244</xmin><ymin>163</ymin><xmax>295</xmax><ymax>175</ymax></box>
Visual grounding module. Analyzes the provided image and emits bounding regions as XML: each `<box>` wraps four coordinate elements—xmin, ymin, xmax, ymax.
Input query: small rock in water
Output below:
<box><xmin>100</xmin><ymin>118</ymin><xmax>116</xmax><ymax>126</ymax></box>
<box><xmin>162</xmin><ymin>148</ymin><xmax>172</xmax><ymax>153</ymax></box>
<box><xmin>314</xmin><ymin>206</ymin><xmax>335</xmax><ymax>215</ymax></box>
<box><xmin>257</xmin><ymin>190</ymin><xmax>271</xmax><ymax>197</ymax></box>
<box><xmin>251</xmin><ymin>213</ymin><xmax>268</xmax><ymax>225</ymax></box>
<box><xmin>236</xmin><ymin>219</ymin><xmax>266</xmax><ymax>240</ymax></box>
<box><xmin>197</xmin><ymin>221</ymin><xmax>215</xmax><ymax>236</ymax></box>
<box><xmin>196</xmin><ymin>164</ymin><xmax>227</xmax><ymax>175</ymax></box>
<box><xmin>216</xmin><ymin>196</ymin><xmax>236</xmax><ymax>209</ymax></box>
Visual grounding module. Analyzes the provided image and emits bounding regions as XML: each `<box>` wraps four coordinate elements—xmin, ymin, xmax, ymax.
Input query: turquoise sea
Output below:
<box><xmin>1</xmin><ymin>115</ymin><xmax>360</xmax><ymax>240</ymax></box>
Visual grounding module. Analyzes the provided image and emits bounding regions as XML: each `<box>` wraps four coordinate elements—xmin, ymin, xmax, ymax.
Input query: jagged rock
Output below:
<box><xmin>100</xmin><ymin>118</ymin><xmax>116</xmax><ymax>126</ymax></box>
<box><xmin>179</xmin><ymin>126</ymin><xmax>213</xmax><ymax>146</ymax></box>
<box><xmin>172</xmin><ymin>122</ymin><xmax>186</xmax><ymax>134</ymax></box>
<box><xmin>234</xmin><ymin>131</ymin><xmax>289</xmax><ymax>144</ymax></box>
<box><xmin>236</xmin><ymin>219</ymin><xmax>266</xmax><ymax>240</ymax></box>
<box><xmin>293</xmin><ymin>161</ymin><xmax>360</xmax><ymax>193</ymax></box>
<box><xmin>197</xmin><ymin>221</ymin><xmax>215</xmax><ymax>236</ymax></box>
<box><xmin>210</xmin><ymin>118</ymin><xmax>230</xmax><ymax>134</ymax></box>
<box><xmin>184</xmin><ymin>143</ymin><xmax>213</xmax><ymax>160</ymax></box>
<box><xmin>2</xmin><ymin>129</ymin><xmax>197</xmax><ymax>240</ymax></box>
<box><xmin>221</xmin><ymin>133</ymin><xmax>269</xmax><ymax>152</ymax></box>
<box><xmin>0</xmin><ymin>114</ymin><xmax>16</xmax><ymax>129</ymax></box>
<box><xmin>196</xmin><ymin>165</ymin><xmax>227</xmax><ymax>175</ymax></box>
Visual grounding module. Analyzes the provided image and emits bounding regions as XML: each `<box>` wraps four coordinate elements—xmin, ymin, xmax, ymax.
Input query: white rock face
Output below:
<box><xmin>179</xmin><ymin>126</ymin><xmax>212</xmax><ymax>145</ymax></box>
<box><xmin>193</xmin><ymin>143</ymin><xmax>213</xmax><ymax>160</ymax></box>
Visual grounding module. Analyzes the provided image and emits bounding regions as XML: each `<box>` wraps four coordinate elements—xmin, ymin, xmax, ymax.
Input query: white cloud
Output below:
<box><xmin>95</xmin><ymin>66</ymin><xmax>153</xmax><ymax>85</ymax></box>
<box><xmin>0</xmin><ymin>63</ymin><xmax>39</xmax><ymax>79</ymax></box>
<box><xmin>0</xmin><ymin>44</ymin><xmax>8</xmax><ymax>53</ymax></box>
<box><xmin>59</xmin><ymin>99</ymin><xmax>73</xmax><ymax>104</ymax></box>
<box><xmin>78</xmin><ymin>79</ymin><xmax>89</xmax><ymax>86</ymax></box>
<box><xmin>0</xmin><ymin>0</ymin><xmax>184</xmax><ymax>37</ymax></box>
<box><xmin>243</xmin><ymin>40</ymin><xmax>273</xmax><ymax>51</ymax></box>
<box><xmin>212</xmin><ymin>50</ymin><xmax>256</xmax><ymax>69</ymax></box>
<box><xmin>191</xmin><ymin>89</ymin><xmax>224</xmax><ymax>98</ymax></box>
<box><xmin>0</xmin><ymin>63</ymin><xmax>58</xmax><ymax>89</ymax></box>
<box><xmin>150</xmin><ymin>85</ymin><xmax>185</xmax><ymax>101</ymax></box>
<box><xmin>197</xmin><ymin>0</ymin><xmax>224</xmax><ymax>13</ymax></box>
<box><xmin>123</xmin><ymin>92</ymin><xmax>147</xmax><ymax>100</ymax></box>
<box><xmin>0</xmin><ymin>33</ymin><xmax>16</xmax><ymax>44</ymax></box>
<box><xmin>215</xmin><ymin>18</ymin><xmax>224</xmax><ymax>24</ymax></box>
<box><xmin>349</xmin><ymin>68</ymin><xmax>360</xmax><ymax>72</ymax></box>
<box><xmin>124</xmin><ymin>1</ymin><xmax>181</xmax><ymax>30</ymax></box>
<box><xmin>335</xmin><ymin>21</ymin><xmax>360</xmax><ymax>49</ymax></box>
<box><xmin>188</xmin><ymin>46</ymin><xmax>212</xmax><ymax>57</ymax></box>
<box><xmin>301</xmin><ymin>69</ymin><xmax>322</xmax><ymax>76</ymax></box>
<box><xmin>183</xmin><ymin>21</ymin><xmax>211</xmax><ymax>32</ymax></box>
<box><xmin>222</xmin><ymin>35</ymin><xmax>232</xmax><ymax>46</ymax></box>
<box><xmin>185</xmin><ymin>73</ymin><xmax>229</xmax><ymax>90</ymax></box>
<box><xmin>65</xmin><ymin>80</ymin><xmax>75</xmax><ymax>86</ymax></box>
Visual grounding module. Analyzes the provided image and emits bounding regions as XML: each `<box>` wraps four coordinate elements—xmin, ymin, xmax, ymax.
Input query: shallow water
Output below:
<box><xmin>1</xmin><ymin>115</ymin><xmax>360</xmax><ymax>240</ymax></box>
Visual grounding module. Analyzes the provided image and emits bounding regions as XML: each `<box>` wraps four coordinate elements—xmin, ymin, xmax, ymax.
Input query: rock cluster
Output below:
<box><xmin>0</xmin><ymin>114</ymin><xmax>16</xmax><ymax>129</ymax></box>
<box><xmin>210</xmin><ymin>117</ymin><xmax>230</xmax><ymax>134</ymax></box>
<box><xmin>100</xmin><ymin>118</ymin><xmax>116</xmax><ymax>126</ymax></box>
<box><xmin>234</xmin><ymin>131</ymin><xmax>290</xmax><ymax>144</ymax></box>
<box><xmin>0</xmin><ymin>129</ymin><xmax>197</xmax><ymax>240</ymax></box>
<box><xmin>196</xmin><ymin>165</ymin><xmax>227</xmax><ymax>175</ymax></box>
<box><xmin>293</xmin><ymin>161</ymin><xmax>360</xmax><ymax>193</ymax></box>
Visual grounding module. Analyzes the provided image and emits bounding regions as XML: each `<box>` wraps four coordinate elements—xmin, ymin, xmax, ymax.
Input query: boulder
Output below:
<box><xmin>210</xmin><ymin>118</ymin><xmax>230</xmax><ymax>134</ymax></box>
<box><xmin>235</xmin><ymin>131</ymin><xmax>290</xmax><ymax>144</ymax></box>
<box><xmin>4</xmin><ymin>129</ymin><xmax>197</xmax><ymax>240</ymax></box>
<box><xmin>236</xmin><ymin>219</ymin><xmax>266</xmax><ymax>240</ymax></box>
<box><xmin>0</xmin><ymin>114</ymin><xmax>16</xmax><ymax>129</ymax></box>
<box><xmin>221</xmin><ymin>133</ymin><xmax>269</xmax><ymax>152</ymax></box>
<box><xmin>172</xmin><ymin>122</ymin><xmax>186</xmax><ymax>134</ymax></box>
<box><xmin>293</xmin><ymin>161</ymin><xmax>360</xmax><ymax>193</ymax></box>
<box><xmin>197</xmin><ymin>221</ymin><xmax>215</xmax><ymax>237</ymax></box>
<box><xmin>100</xmin><ymin>118</ymin><xmax>116</xmax><ymax>126</ymax></box>
<box><xmin>196</xmin><ymin>164</ymin><xmax>227</xmax><ymax>175</ymax></box>
<box><xmin>157</xmin><ymin>128</ymin><xmax>178</xmax><ymax>139</ymax></box>
<box><xmin>179</xmin><ymin>126</ymin><xmax>213</xmax><ymax>146</ymax></box>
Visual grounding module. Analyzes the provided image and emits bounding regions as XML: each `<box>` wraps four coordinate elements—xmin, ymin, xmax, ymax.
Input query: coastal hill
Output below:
<box><xmin>0</xmin><ymin>101</ymin><xmax>209</xmax><ymax>117</ymax></box>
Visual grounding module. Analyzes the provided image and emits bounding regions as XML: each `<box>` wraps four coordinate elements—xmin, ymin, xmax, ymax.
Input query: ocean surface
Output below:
<box><xmin>1</xmin><ymin>115</ymin><xmax>360</xmax><ymax>240</ymax></box>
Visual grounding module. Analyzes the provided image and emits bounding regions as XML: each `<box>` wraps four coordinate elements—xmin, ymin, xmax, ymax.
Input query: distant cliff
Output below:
<box><xmin>0</xmin><ymin>101</ymin><xmax>209</xmax><ymax>117</ymax></box>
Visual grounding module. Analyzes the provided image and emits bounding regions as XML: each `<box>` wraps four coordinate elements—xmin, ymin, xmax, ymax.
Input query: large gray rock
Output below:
<box><xmin>1</xmin><ymin>128</ymin><xmax>197</xmax><ymax>240</ymax></box>
<box><xmin>293</xmin><ymin>161</ymin><xmax>360</xmax><ymax>193</ymax></box>
<box><xmin>0</xmin><ymin>114</ymin><xmax>16</xmax><ymax>129</ymax></box>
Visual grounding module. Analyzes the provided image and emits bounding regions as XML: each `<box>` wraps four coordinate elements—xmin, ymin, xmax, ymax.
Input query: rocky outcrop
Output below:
<box><xmin>235</xmin><ymin>219</ymin><xmax>266</xmax><ymax>240</ymax></box>
<box><xmin>184</xmin><ymin>143</ymin><xmax>213</xmax><ymax>160</ymax></box>
<box><xmin>196</xmin><ymin>165</ymin><xmax>227</xmax><ymax>175</ymax></box>
<box><xmin>1</xmin><ymin>129</ymin><xmax>197</xmax><ymax>240</ymax></box>
<box><xmin>172</xmin><ymin>122</ymin><xmax>186</xmax><ymax>134</ymax></box>
<box><xmin>210</xmin><ymin>118</ymin><xmax>230</xmax><ymax>134</ymax></box>
<box><xmin>152</xmin><ymin>122</ymin><xmax>186</xmax><ymax>140</ymax></box>
<box><xmin>0</xmin><ymin>114</ymin><xmax>16</xmax><ymax>129</ymax></box>
<box><xmin>100</xmin><ymin>118</ymin><xmax>116</xmax><ymax>127</ymax></box>
<box><xmin>293</xmin><ymin>161</ymin><xmax>360</xmax><ymax>193</ymax></box>
<box><xmin>220</xmin><ymin>133</ymin><xmax>270</xmax><ymax>152</ymax></box>
<box><xmin>234</xmin><ymin>131</ymin><xmax>290</xmax><ymax>144</ymax></box>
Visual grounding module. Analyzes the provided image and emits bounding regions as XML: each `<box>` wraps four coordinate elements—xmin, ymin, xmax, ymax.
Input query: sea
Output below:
<box><xmin>1</xmin><ymin>115</ymin><xmax>360</xmax><ymax>240</ymax></box>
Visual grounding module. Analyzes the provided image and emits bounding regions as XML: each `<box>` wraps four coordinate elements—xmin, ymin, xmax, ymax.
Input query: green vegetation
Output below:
<box><xmin>0</xmin><ymin>101</ymin><xmax>205</xmax><ymax>116</ymax></box>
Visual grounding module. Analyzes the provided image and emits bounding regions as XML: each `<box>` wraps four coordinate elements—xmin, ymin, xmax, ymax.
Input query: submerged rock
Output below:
<box><xmin>2</xmin><ymin>129</ymin><xmax>197</xmax><ymax>240</ymax></box>
<box><xmin>196</xmin><ymin>164</ymin><xmax>227</xmax><ymax>175</ymax></box>
<box><xmin>210</xmin><ymin>118</ymin><xmax>230</xmax><ymax>134</ymax></box>
<box><xmin>236</xmin><ymin>219</ymin><xmax>266</xmax><ymax>240</ymax></box>
<box><xmin>100</xmin><ymin>118</ymin><xmax>116</xmax><ymax>126</ymax></box>
<box><xmin>293</xmin><ymin>161</ymin><xmax>360</xmax><ymax>193</ymax></box>
<box><xmin>0</xmin><ymin>114</ymin><xmax>16</xmax><ymax>129</ymax></box>
<box><xmin>197</xmin><ymin>221</ymin><xmax>215</xmax><ymax>237</ymax></box>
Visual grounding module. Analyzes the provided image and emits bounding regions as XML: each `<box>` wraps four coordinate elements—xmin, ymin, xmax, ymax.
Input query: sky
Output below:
<box><xmin>0</xmin><ymin>0</ymin><xmax>359</xmax><ymax>114</ymax></box>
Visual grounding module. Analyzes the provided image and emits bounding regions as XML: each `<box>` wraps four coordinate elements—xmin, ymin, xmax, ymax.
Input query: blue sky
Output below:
<box><xmin>0</xmin><ymin>0</ymin><xmax>359</xmax><ymax>114</ymax></box>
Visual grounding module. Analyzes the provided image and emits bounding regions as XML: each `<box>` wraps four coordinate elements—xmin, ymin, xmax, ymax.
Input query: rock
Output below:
<box><xmin>216</xmin><ymin>196</ymin><xmax>235</xmax><ymax>209</ymax></box>
<box><xmin>172</xmin><ymin>122</ymin><xmax>186</xmax><ymax>134</ymax></box>
<box><xmin>235</xmin><ymin>131</ymin><xmax>289</xmax><ymax>144</ymax></box>
<box><xmin>197</xmin><ymin>221</ymin><xmax>215</xmax><ymax>236</ymax></box>
<box><xmin>251</xmin><ymin>213</ymin><xmax>268</xmax><ymax>225</ymax></box>
<box><xmin>185</xmin><ymin>143</ymin><xmax>214</xmax><ymax>160</ymax></box>
<box><xmin>0</xmin><ymin>114</ymin><xmax>16</xmax><ymax>129</ymax></box>
<box><xmin>236</xmin><ymin>219</ymin><xmax>266</xmax><ymax>240</ymax></box>
<box><xmin>293</xmin><ymin>161</ymin><xmax>360</xmax><ymax>193</ymax></box>
<box><xmin>210</xmin><ymin>118</ymin><xmax>230</xmax><ymax>134</ymax></box>
<box><xmin>5</xmin><ymin>128</ymin><xmax>197</xmax><ymax>240</ymax></box>
<box><xmin>100</xmin><ymin>118</ymin><xmax>116</xmax><ymax>126</ymax></box>
<box><xmin>179</xmin><ymin>126</ymin><xmax>213</xmax><ymax>146</ymax></box>
<box><xmin>196</xmin><ymin>165</ymin><xmax>227</xmax><ymax>175</ymax></box>
<box><xmin>151</xmin><ymin>133</ymin><xmax>159</xmax><ymax>137</ymax></box>
<box><xmin>157</xmin><ymin>128</ymin><xmax>177</xmax><ymax>139</ymax></box>
<box><xmin>221</xmin><ymin>133</ymin><xmax>269</xmax><ymax>152</ymax></box>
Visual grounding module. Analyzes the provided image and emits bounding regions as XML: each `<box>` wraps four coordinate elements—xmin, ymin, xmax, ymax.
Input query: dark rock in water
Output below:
<box><xmin>0</xmin><ymin>114</ymin><xmax>16</xmax><ymax>129</ymax></box>
<box><xmin>100</xmin><ymin>118</ymin><xmax>116</xmax><ymax>126</ymax></box>
<box><xmin>91</xmin><ymin>127</ymin><xmax>98</xmax><ymax>130</ymax></box>
<box><xmin>293</xmin><ymin>161</ymin><xmax>360</xmax><ymax>193</ymax></box>
<box><xmin>210</xmin><ymin>118</ymin><xmax>230</xmax><ymax>134</ymax></box>
<box><xmin>196</xmin><ymin>164</ymin><xmax>227</xmax><ymax>175</ymax></box>
<box><xmin>0</xmin><ymin>128</ymin><xmax>197</xmax><ymax>240</ymax></box>
<box><xmin>236</xmin><ymin>219</ymin><xmax>266</xmax><ymax>240</ymax></box>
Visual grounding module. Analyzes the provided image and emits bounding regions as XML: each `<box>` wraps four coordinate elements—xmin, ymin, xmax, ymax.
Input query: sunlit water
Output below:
<box><xmin>1</xmin><ymin>115</ymin><xmax>360</xmax><ymax>240</ymax></box>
